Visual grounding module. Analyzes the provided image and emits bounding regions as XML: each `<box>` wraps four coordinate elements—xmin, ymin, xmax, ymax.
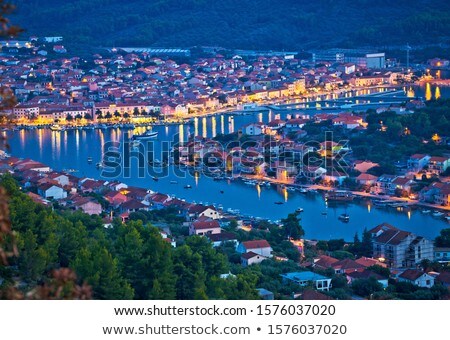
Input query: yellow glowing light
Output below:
<box><xmin>194</xmin><ymin>117</ymin><xmax>198</xmax><ymax>136</ymax></box>
<box><xmin>435</xmin><ymin>86</ymin><xmax>441</xmax><ymax>100</ymax></box>
<box><xmin>202</xmin><ymin>117</ymin><xmax>207</xmax><ymax>138</ymax></box>
<box><xmin>211</xmin><ymin>116</ymin><xmax>217</xmax><ymax>138</ymax></box>
<box><xmin>432</xmin><ymin>133</ymin><xmax>440</xmax><ymax>142</ymax></box>
<box><xmin>425</xmin><ymin>83</ymin><xmax>432</xmax><ymax>101</ymax></box>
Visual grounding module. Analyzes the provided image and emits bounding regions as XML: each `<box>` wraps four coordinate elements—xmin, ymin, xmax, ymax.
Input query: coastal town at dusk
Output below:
<box><xmin>2</xmin><ymin>1</ymin><xmax>450</xmax><ymax>309</ymax></box>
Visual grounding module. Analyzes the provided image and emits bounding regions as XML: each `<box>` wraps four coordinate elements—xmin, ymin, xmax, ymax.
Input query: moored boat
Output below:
<box><xmin>133</xmin><ymin>130</ymin><xmax>158</xmax><ymax>140</ymax></box>
<box><xmin>326</xmin><ymin>190</ymin><xmax>354</xmax><ymax>202</ymax></box>
<box><xmin>50</xmin><ymin>124</ymin><xmax>63</xmax><ymax>131</ymax></box>
<box><xmin>433</xmin><ymin>211</ymin><xmax>444</xmax><ymax>217</ymax></box>
<box><xmin>338</xmin><ymin>213</ymin><xmax>350</xmax><ymax>222</ymax></box>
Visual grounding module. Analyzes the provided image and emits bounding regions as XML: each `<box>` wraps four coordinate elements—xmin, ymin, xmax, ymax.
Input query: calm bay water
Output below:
<box><xmin>4</xmin><ymin>86</ymin><xmax>450</xmax><ymax>241</ymax></box>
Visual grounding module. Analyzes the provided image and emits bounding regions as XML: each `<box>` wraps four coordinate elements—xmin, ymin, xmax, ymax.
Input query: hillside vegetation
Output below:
<box><xmin>11</xmin><ymin>0</ymin><xmax>450</xmax><ymax>50</ymax></box>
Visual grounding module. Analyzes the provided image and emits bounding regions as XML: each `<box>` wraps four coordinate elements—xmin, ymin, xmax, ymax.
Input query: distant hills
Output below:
<box><xmin>10</xmin><ymin>0</ymin><xmax>450</xmax><ymax>50</ymax></box>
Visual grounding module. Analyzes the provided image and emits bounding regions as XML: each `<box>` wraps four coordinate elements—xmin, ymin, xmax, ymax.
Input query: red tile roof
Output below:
<box><xmin>399</xmin><ymin>269</ymin><xmax>427</xmax><ymax>281</ymax></box>
<box><xmin>332</xmin><ymin>259</ymin><xmax>365</xmax><ymax>271</ymax></box>
<box><xmin>241</xmin><ymin>251</ymin><xmax>262</xmax><ymax>260</ymax></box>
<box><xmin>192</xmin><ymin>220</ymin><xmax>220</xmax><ymax>230</ymax></box>
<box><xmin>374</xmin><ymin>229</ymin><xmax>411</xmax><ymax>246</ymax></box>
<box><xmin>242</xmin><ymin>240</ymin><xmax>271</xmax><ymax>250</ymax></box>
<box><xmin>300</xmin><ymin>289</ymin><xmax>333</xmax><ymax>300</ymax></box>
<box><xmin>314</xmin><ymin>255</ymin><xmax>339</xmax><ymax>269</ymax></box>
<box><xmin>437</xmin><ymin>271</ymin><xmax>450</xmax><ymax>285</ymax></box>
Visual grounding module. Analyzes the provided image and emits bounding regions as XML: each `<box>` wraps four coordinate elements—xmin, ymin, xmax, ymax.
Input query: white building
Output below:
<box><xmin>38</xmin><ymin>184</ymin><xmax>67</xmax><ymax>200</ymax></box>
<box><xmin>236</xmin><ymin>240</ymin><xmax>272</xmax><ymax>257</ymax></box>
<box><xmin>398</xmin><ymin>269</ymin><xmax>435</xmax><ymax>288</ymax></box>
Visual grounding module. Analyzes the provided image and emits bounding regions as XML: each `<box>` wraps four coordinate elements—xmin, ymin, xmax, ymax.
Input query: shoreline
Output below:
<box><xmin>1</xmin><ymin>84</ymin><xmax>413</xmax><ymax>130</ymax></box>
<box><xmin>242</xmin><ymin>174</ymin><xmax>450</xmax><ymax>213</ymax></box>
<box><xmin>2</xmin><ymin>152</ymin><xmax>449</xmax><ymax>243</ymax></box>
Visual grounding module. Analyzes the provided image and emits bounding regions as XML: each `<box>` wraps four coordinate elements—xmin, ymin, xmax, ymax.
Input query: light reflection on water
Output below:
<box><xmin>5</xmin><ymin>85</ymin><xmax>450</xmax><ymax>240</ymax></box>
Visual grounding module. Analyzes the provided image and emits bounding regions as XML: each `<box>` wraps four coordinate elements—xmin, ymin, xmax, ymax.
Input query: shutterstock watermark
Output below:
<box><xmin>99</xmin><ymin>131</ymin><xmax>350</xmax><ymax>181</ymax></box>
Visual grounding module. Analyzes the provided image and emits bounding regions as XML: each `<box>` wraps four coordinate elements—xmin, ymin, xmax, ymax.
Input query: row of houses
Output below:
<box><xmin>2</xmin><ymin>42</ymin><xmax>411</xmax><ymax>123</ymax></box>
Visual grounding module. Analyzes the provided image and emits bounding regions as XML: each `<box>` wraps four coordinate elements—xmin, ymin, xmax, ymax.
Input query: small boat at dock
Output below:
<box><xmin>433</xmin><ymin>211</ymin><xmax>444</xmax><ymax>217</ymax></box>
<box><xmin>296</xmin><ymin>208</ymin><xmax>304</xmax><ymax>213</ymax></box>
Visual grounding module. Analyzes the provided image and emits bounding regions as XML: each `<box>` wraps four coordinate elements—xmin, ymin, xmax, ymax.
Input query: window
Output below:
<box><xmin>426</xmin><ymin>280</ymin><xmax>430</xmax><ymax>286</ymax></box>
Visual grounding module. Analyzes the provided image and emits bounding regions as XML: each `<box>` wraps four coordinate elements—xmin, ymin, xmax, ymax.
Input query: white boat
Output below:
<box><xmin>298</xmin><ymin>187</ymin><xmax>308</xmax><ymax>193</ymax></box>
<box><xmin>286</xmin><ymin>186</ymin><xmax>296</xmax><ymax>192</ymax></box>
<box><xmin>296</xmin><ymin>208</ymin><xmax>304</xmax><ymax>213</ymax></box>
<box><xmin>421</xmin><ymin>209</ymin><xmax>431</xmax><ymax>214</ymax></box>
<box><xmin>50</xmin><ymin>124</ymin><xmax>63</xmax><ymax>131</ymax></box>
<box><xmin>433</xmin><ymin>211</ymin><xmax>445</xmax><ymax>217</ymax></box>
<box><xmin>133</xmin><ymin>130</ymin><xmax>158</xmax><ymax>140</ymax></box>
<box><xmin>244</xmin><ymin>180</ymin><xmax>256</xmax><ymax>185</ymax></box>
